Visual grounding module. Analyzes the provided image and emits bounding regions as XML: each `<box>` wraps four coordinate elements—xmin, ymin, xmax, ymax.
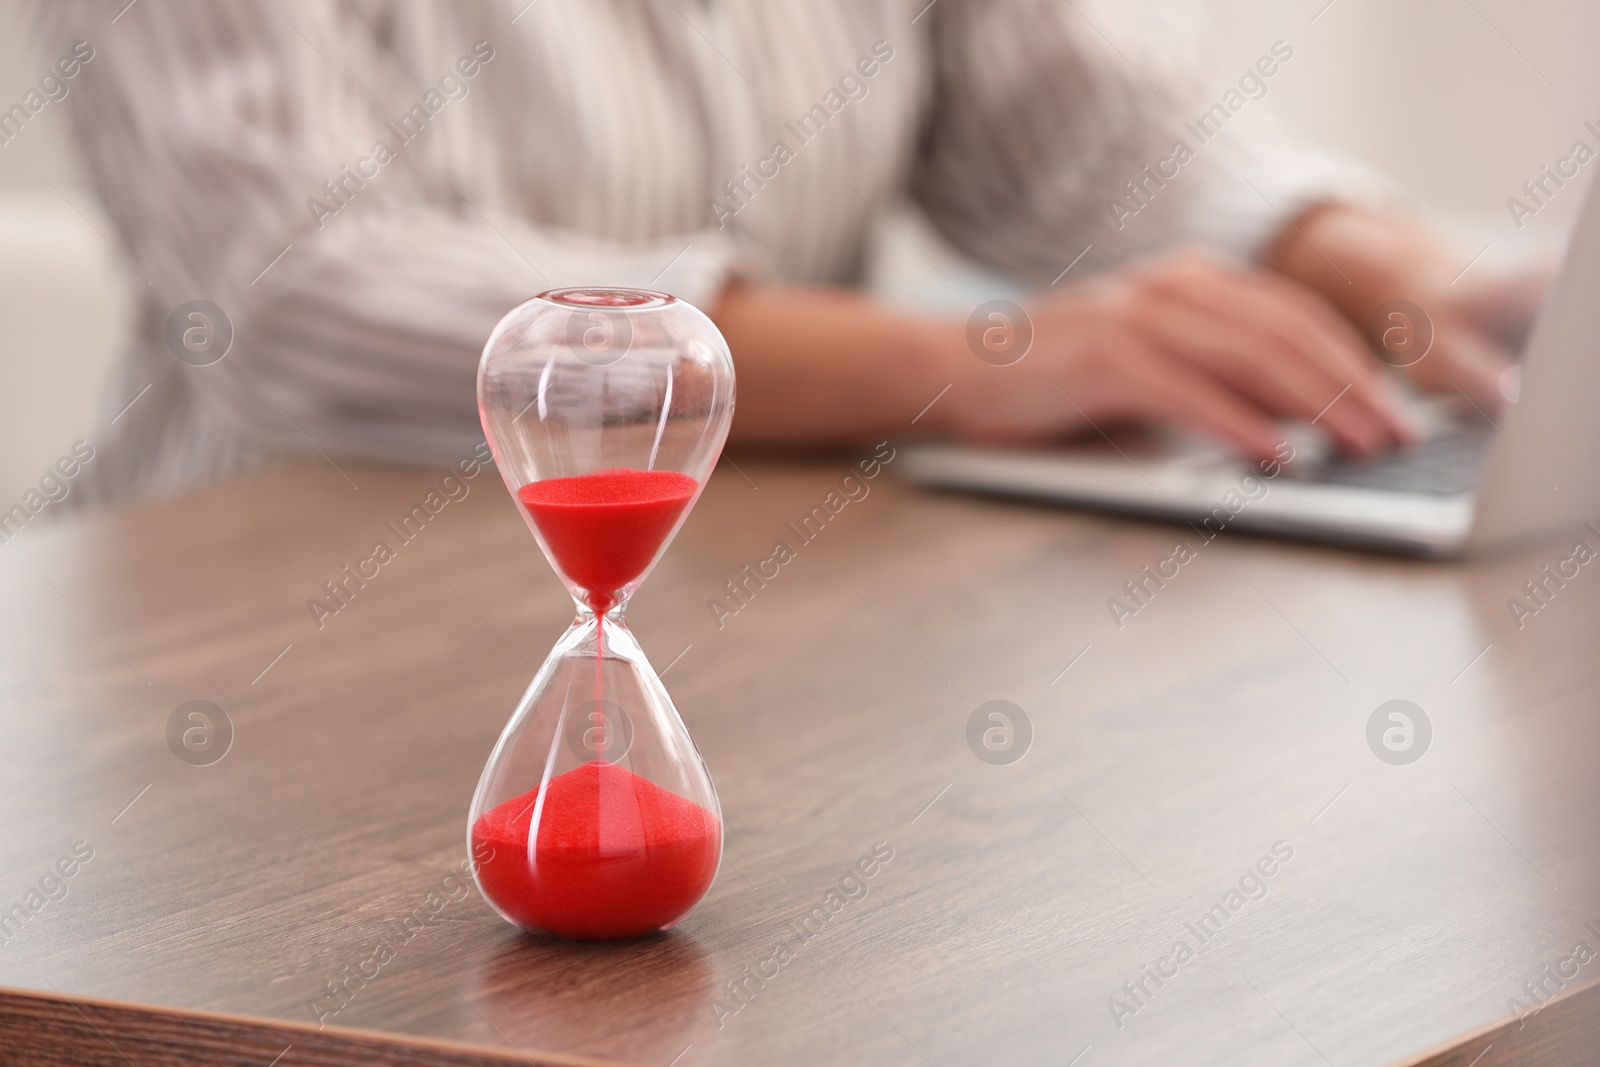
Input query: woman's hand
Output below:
<box><xmin>941</xmin><ymin>249</ymin><xmax>1419</xmax><ymax>461</ymax></box>
<box><xmin>1269</xmin><ymin>202</ymin><xmax>1550</xmax><ymax>413</ymax></box>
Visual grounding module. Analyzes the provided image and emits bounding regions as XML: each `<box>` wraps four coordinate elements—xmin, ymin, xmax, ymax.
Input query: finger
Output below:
<box><xmin>1166</xmin><ymin>263</ymin><xmax>1419</xmax><ymax>448</ymax></box>
<box><xmin>1138</xmin><ymin>294</ymin><xmax>1389</xmax><ymax>457</ymax></box>
<box><xmin>1250</xmin><ymin>270</ymin><xmax>1421</xmax><ymax>434</ymax></box>
<box><xmin>1215</xmin><ymin>267</ymin><xmax>1418</xmax><ymax>444</ymax></box>
<box><xmin>1403</xmin><ymin>324</ymin><xmax>1511</xmax><ymax>412</ymax></box>
<box><xmin>1452</xmin><ymin>263</ymin><xmax>1555</xmax><ymax>347</ymax></box>
<box><xmin>1104</xmin><ymin>338</ymin><xmax>1283</xmax><ymax>461</ymax></box>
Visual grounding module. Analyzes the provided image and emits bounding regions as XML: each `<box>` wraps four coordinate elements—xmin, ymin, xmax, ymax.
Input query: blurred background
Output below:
<box><xmin>1</xmin><ymin>0</ymin><xmax>1596</xmax><ymax>507</ymax></box>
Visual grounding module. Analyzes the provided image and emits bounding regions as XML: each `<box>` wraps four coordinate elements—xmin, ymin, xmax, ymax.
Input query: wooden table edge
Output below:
<box><xmin>0</xmin><ymin>983</ymin><xmax>632</xmax><ymax>1067</ymax></box>
<box><xmin>1389</xmin><ymin>975</ymin><xmax>1600</xmax><ymax>1066</ymax></box>
<box><xmin>7</xmin><ymin>977</ymin><xmax>1592</xmax><ymax>1067</ymax></box>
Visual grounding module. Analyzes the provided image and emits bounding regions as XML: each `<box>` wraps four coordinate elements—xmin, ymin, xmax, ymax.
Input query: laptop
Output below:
<box><xmin>898</xmin><ymin>183</ymin><xmax>1600</xmax><ymax>558</ymax></box>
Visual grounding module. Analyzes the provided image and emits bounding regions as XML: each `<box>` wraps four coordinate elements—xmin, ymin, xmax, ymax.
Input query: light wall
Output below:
<box><xmin>1199</xmin><ymin>0</ymin><xmax>1600</xmax><ymax>246</ymax></box>
<box><xmin>0</xmin><ymin>1</ymin><xmax>128</xmax><ymax>509</ymax></box>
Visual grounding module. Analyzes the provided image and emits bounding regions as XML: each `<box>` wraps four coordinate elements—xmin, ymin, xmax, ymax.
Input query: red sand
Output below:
<box><xmin>471</xmin><ymin>760</ymin><xmax>721</xmax><ymax>940</ymax></box>
<box><xmin>518</xmin><ymin>469</ymin><xmax>697</xmax><ymax>611</ymax></box>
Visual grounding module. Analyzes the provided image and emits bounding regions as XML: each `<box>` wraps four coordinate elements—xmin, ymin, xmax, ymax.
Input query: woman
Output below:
<box><xmin>37</xmin><ymin>0</ymin><xmax>1534</xmax><ymax>503</ymax></box>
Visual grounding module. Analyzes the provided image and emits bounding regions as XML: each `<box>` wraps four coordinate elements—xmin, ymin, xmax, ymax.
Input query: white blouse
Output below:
<box><xmin>36</xmin><ymin>0</ymin><xmax>1366</xmax><ymax>504</ymax></box>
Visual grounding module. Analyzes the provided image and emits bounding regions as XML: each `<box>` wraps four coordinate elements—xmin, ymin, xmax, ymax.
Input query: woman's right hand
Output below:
<box><xmin>941</xmin><ymin>249</ymin><xmax>1420</xmax><ymax>461</ymax></box>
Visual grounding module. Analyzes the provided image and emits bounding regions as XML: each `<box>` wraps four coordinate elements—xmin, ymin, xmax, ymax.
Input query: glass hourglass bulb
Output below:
<box><xmin>468</xmin><ymin>287</ymin><xmax>734</xmax><ymax>940</ymax></box>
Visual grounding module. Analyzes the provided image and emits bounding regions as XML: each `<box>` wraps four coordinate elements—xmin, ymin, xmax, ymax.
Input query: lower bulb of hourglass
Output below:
<box><xmin>467</xmin><ymin>611</ymin><xmax>722</xmax><ymax>940</ymax></box>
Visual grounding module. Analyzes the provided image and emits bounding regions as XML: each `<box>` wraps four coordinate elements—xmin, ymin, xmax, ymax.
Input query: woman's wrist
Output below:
<box><xmin>707</xmin><ymin>280</ymin><xmax>972</xmax><ymax>443</ymax></box>
<box><xmin>904</xmin><ymin>313</ymin><xmax>977</xmax><ymax>436</ymax></box>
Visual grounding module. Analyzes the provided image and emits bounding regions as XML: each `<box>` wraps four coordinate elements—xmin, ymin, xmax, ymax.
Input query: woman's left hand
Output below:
<box><xmin>1270</xmin><ymin>202</ymin><xmax>1553</xmax><ymax>412</ymax></box>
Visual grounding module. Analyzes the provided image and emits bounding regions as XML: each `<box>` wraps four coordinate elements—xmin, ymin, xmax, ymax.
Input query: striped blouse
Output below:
<box><xmin>35</xmin><ymin>0</ymin><xmax>1369</xmax><ymax>504</ymax></box>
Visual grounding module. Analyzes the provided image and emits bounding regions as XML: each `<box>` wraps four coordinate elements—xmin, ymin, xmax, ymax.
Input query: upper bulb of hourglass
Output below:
<box><xmin>478</xmin><ymin>287</ymin><xmax>735</xmax><ymax>613</ymax></box>
<box><xmin>469</xmin><ymin>287</ymin><xmax>733</xmax><ymax>941</ymax></box>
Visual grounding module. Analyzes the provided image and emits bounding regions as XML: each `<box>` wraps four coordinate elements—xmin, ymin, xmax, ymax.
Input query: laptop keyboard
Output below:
<box><xmin>1284</xmin><ymin>425</ymin><xmax>1493</xmax><ymax>496</ymax></box>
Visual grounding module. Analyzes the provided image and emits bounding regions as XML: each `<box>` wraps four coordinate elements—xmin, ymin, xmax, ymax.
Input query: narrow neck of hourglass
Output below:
<box><xmin>574</xmin><ymin>592</ymin><xmax>629</xmax><ymax>625</ymax></box>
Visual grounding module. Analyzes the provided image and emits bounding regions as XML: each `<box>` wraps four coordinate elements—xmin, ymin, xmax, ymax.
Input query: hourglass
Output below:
<box><xmin>468</xmin><ymin>287</ymin><xmax>733</xmax><ymax>940</ymax></box>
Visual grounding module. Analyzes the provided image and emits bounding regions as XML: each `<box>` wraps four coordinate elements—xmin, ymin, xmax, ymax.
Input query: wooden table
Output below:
<box><xmin>1</xmin><ymin>455</ymin><xmax>1596</xmax><ymax>1066</ymax></box>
